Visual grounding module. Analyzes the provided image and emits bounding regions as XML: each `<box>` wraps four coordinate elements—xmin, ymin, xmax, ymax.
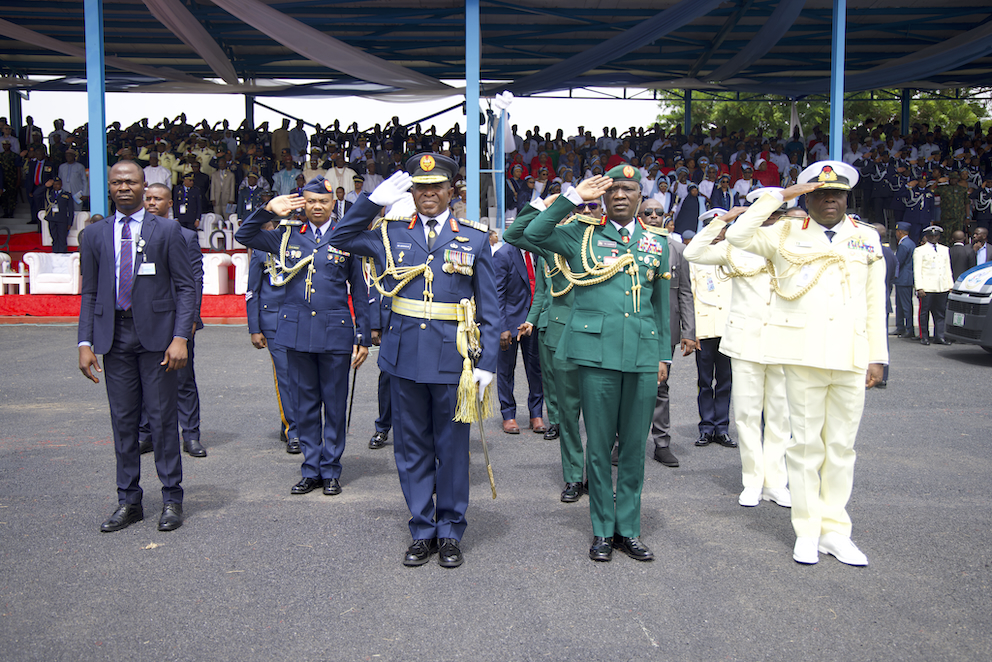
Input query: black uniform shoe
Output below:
<box><xmin>100</xmin><ymin>504</ymin><xmax>144</xmax><ymax>532</ymax></box>
<box><xmin>653</xmin><ymin>447</ymin><xmax>679</xmax><ymax>467</ymax></box>
<box><xmin>934</xmin><ymin>338</ymin><xmax>952</xmax><ymax>345</ymax></box>
<box><xmin>157</xmin><ymin>503</ymin><xmax>183</xmax><ymax>531</ymax></box>
<box><xmin>322</xmin><ymin>478</ymin><xmax>342</xmax><ymax>496</ymax></box>
<box><xmin>875</xmin><ymin>380</ymin><xmax>887</xmax><ymax>389</ymax></box>
<box><xmin>695</xmin><ymin>432</ymin><xmax>713</xmax><ymax>447</ymax></box>
<box><xmin>286</xmin><ymin>438</ymin><xmax>302</xmax><ymax>454</ymax></box>
<box><xmin>589</xmin><ymin>536</ymin><xmax>613</xmax><ymax>562</ymax></box>
<box><xmin>183</xmin><ymin>439</ymin><xmax>207</xmax><ymax>458</ymax></box>
<box><xmin>560</xmin><ymin>482</ymin><xmax>583</xmax><ymax>503</ymax></box>
<box><xmin>613</xmin><ymin>535</ymin><xmax>654</xmax><ymax>561</ymax></box>
<box><xmin>889</xmin><ymin>329</ymin><xmax>905</xmax><ymax>336</ymax></box>
<box><xmin>369</xmin><ymin>431</ymin><xmax>388</xmax><ymax>449</ymax></box>
<box><xmin>920</xmin><ymin>337</ymin><xmax>931</xmax><ymax>346</ymax></box>
<box><xmin>438</xmin><ymin>538</ymin><xmax>464</xmax><ymax>568</ymax></box>
<box><xmin>899</xmin><ymin>331</ymin><xmax>916</xmax><ymax>339</ymax></box>
<box><xmin>291</xmin><ymin>477</ymin><xmax>322</xmax><ymax>495</ymax></box>
<box><xmin>138</xmin><ymin>439</ymin><xmax>153</xmax><ymax>455</ymax></box>
<box><xmin>713</xmin><ymin>433</ymin><xmax>738</xmax><ymax>448</ymax></box>
<box><xmin>403</xmin><ymin>538</ymin><xmax>438</xmax><ymax>566</ymax></box>
<box><xmin>543</xmin><ymin>424</ymin><xmax>560</xmax><ymax>440</ymax></box>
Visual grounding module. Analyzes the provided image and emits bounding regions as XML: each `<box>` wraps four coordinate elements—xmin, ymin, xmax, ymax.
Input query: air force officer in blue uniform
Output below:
<box><xmin>78</xmin><ymin>161</ymin><xmax>196</xmax><ymax>533</ymax></box>
<box><xmin>328</xmin><ymin>154</ymin><xmax>498</xmax><ymax>568</ymax></box>
<box><xmin>236</xmin><ymin>176</ymin><xmax>370</xmax><ymax>497</ymax></box>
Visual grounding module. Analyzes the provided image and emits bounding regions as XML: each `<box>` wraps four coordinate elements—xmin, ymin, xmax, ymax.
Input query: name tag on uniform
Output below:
<box><xmin>597</xmin><ymin>239</ymin><xmax>617</xmax><ymax>248</ymax></box>
<box><xmin>138</xmin><ymin>263</ymin><xmax>157</xmax><ymax>276</ymax></box>
<box><xmin>396</xmin><ymin>242</ymin><xmax>412</xmax><ymax>250</ymax></box>
<box><xmin>179</xmin><ymin>204</ymin><xmax>187</xmax><ymax>214</ymax></box>
<box><xmin>246</xmin><ymin>201</ymin><xmax>253</xmax><ymax>211</ymax></box>
<box><xmin>52</xmin><ymin>205</ymin><xmax>59</xmax><ymax>213</ymax></box>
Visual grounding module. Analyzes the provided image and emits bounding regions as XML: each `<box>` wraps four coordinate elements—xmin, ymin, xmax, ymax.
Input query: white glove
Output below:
<box><xmin>493</xmin><ymin>91</ymin><xmax>514</xmax><ymax>113</ymax></box>
<box><xmin>472</xmin><ymin>368</ymin><xmax>495</xmax><ymax>401</ymax></box>
<box><xmin>368</xmin><ymin>170</ymin><xmax>413</xmax><ymax>207</ymax></box>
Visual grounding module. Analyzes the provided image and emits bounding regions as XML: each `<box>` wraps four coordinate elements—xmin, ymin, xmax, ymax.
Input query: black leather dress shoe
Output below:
<box><xmin>921</xmin><ymin>337</ymin><xmax>931</xmax><ymax>346</ymax></box>
<box><xmin>560</xmin><ymin>482</ymin><xmax>583</xmax><ymax>503</ymax></box>
<box><xmin>543</xmin><ymin>424</ymin><xmax>560</xmax><ymax>440</ymax></box>
<box><xmin>286</xmin><ymin>438</ymin><xmax>302</xmax><ymax>454</ymax></box>
<box><xmin>695</xmin><ymin>432</ymin><xmax>713</xmax><ymax>447</ymax></box>
<box><xmin>899</xmin><ymin>331</ymin><xmax>916</xmax><ymax>339</ymax></box>
<box><xmin>183</xmin><ymin>439</ymin><xmax>207</xmax><ymax>458</ymax></box>
<box><xmin>322</xmin><ymin>478</ymin><xmax>342</xmax><ymax>496</ymax></box>
<box><xmin>100</xmin><ymin>504</ymin><xmax>143</xmax><ymax>532</ymax></box>
<box><xmin>138</xmin><ymin>439</ymin><xmax>153</xmax><ymax>455</ymax></box>
<box><xmin>291</xmin><ymin>477</ymin><xmax>322</xmax><ymax>495</ymax></box>
<box><xmin>654</xmin><ymin>447</ymin><xmax>679</xmax><ymax>467</ymax></box>
<box><xmin>876</xmin><ymin>380</ymin><xmax>887</xmax><ymax>389</ymax></box>
<box><xmin>369</xmin><ymin>431</ymin><xmax>388</xmax><ymax>449</ymax></box>
<box><xmin>713</xmin><ymin>433</ymin><xmax>738</xmax><ymax>448</ymax></box>
<box><xmin>613</xmin><ymin>535</ymin><xmax>654</xmax><ymax>561</ymax></box>
<box><xmin>589</xmin><ymin>536</ymin><xmax>613</xmax><ymax>562</ymax></box>
<box><xmin>889</xmin><ymin>329</ymin><xmax>905</xmax><ymax>336</ymax></box>
<box><xmin>403</xmin><ymin>538</ymin><xmax>438</xmax><ymax>566</ymax></box>
<box><xmin>157</xmin><ymin>503</ymin><xmax>183</xmax><ymax>531</ymax></box>
<box><xmin>438</xmin><ymin>538</ymin><xmax>464</xmax><ymax>568</ymax></box>
<box><xmin>934</xmin><ymin>338</ymin><xmax>952</xmax><ymax>345</ymax></box>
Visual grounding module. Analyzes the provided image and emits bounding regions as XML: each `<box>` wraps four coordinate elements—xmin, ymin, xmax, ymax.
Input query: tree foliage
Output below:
<box><xmin>655</xmin><ymin>88</ymin><xmax>992</xmax><ymax>135</ymax></box>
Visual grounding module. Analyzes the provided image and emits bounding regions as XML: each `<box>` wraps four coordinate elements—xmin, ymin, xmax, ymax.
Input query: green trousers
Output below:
<box><xmin>579</xmin><ymin>366</ymin><xmax>655</xmax><ymax>538</ymax></box>
<box><xmin>542</xmin><ymin>331</ymin><xmax>583</xmax><ymax>484</ymax></box>
<box><xmin>538</xmin><ymin>329</ymin><xmax>559</xmax><ymax>424</ymax></box>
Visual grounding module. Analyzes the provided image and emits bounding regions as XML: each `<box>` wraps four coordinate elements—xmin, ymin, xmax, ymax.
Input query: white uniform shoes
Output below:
<box><xmin>793</xmin><ymin>537</ymin><xmax>820</xmax><ymax>564</ymax></box>
<box><xmin>818</xmin><ymin>532</ymin><xmax>869</xmax><ymax>566</ymax></box>
<box><xmin>738</xmin><ymin>487</ymin><xmax>762</xmax><ymax>507</ymax></box>
<box><xmin>761</xmin><ymin>487</ymin><xmax>792</xmax><ymax>508</ymax></box>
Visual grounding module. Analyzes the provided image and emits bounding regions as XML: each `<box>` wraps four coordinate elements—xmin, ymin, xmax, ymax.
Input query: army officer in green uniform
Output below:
<box><xmin>524</xmin><ymin>165</ymin><xmax>672</xmax><ymax>562</ymax></box>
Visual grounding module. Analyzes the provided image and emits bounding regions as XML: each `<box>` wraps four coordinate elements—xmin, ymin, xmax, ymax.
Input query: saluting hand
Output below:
<box><xmin>781</xmin><ymin>182</ymin><xmax>822</xmax><ymax>201</ymax></box>
<box><xmin>265</xmin><ymin>194</ymin><xmax>306</xmax><ymax>217</ymax></box>
<box><xmin>574</xmin><ymin>175</ymin><xmax>613</xmax><ymax>202</ymax></box>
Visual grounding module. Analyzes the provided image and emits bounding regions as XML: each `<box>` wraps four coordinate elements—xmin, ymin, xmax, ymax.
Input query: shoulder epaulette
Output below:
<box><xmin>574</xmin><ymin>214</ymin><xmax>600</xmax><ymax>225</ymax></box>
<box><xmin>370</xmin><ymin>216</ymin><xmax>387</xmax><ymax>230</ymax></box>
<box><xmin>642</xmin><ymin>225</ymin><xmax>669</xmax><ymax>237</ymax></box>
<box><xmin>457</xmin><ymin>218</ymin><xmax>489</xmax><ymax>233</ymax></box>
<box><xmin>385</xmin><ymin>215</ymin><xmax>415</xmax><ymax>222</ymax></box>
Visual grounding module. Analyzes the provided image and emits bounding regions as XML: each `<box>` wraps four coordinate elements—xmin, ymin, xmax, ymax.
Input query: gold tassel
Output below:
<box><xmin>453</xmin><ymin>357</ymin><xmax>477</xmax><ymax>423</ymax></box>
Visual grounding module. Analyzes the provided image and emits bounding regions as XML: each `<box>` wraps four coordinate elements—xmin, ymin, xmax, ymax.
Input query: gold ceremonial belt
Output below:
<box><xmin>390</xmin><ymin>296</ymin><xmax>466</xmax><ymax>321</ymax></box>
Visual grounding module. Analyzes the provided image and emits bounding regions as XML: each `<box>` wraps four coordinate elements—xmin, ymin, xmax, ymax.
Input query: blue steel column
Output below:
<box><xmin>684</xmin><ymin>90</ymin><xmax>692</xmax><ymax>136</ymax></box>
<box><xmin>466</xmin><ymin>0</ymin><xmax>481</xmax><ymax>222</ymax></box>
<box><xmin>829</xmin><ymin>0</ymin><xmax>847</xmax><ymax>160</ymax></box>
<box><xmin>84</xmin><ymin>0</ymin><xmax>108</xmax><ymax>216</ymax></box>
<box><xmin>8</xmin><ymin>91</ymin><xmax>22</xmax><ymax>134</ymax></box>
<box><xmin>901</xmin><ymin>89</ymin><xmax>911</xmax><ymax>131</ymax></box>
<box><xmin>245</xmin><ymin>94</ymin><xmax>255</xmax><ymax>128</ymax></box>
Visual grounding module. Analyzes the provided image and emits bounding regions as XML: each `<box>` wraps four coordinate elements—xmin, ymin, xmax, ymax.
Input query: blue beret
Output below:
<box><xmin>896</xmin><ymin>222</ymin><xmax>911</xmax><ymax>231</ymax></box>
<box><xmin>301</xmin><ymin>175</ymin><xmax>335</xmax><ymax>194</ymax></box>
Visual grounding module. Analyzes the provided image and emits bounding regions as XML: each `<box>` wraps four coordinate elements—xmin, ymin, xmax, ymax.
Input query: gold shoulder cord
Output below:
<box><xmin>268</xmin><ymin>225</ymin><xmax>315</xmax><ymax>302</ymax></box>
<box><xmin>553</xmin><ymin>224</ymin><xmax>642</xmax><ymax>311</ymax></box>
<box><xmin>363</xmin><ymin>219</ymin><xmax>436</xmax><ymax>315</ymax></box>
<box><xmin>718</xmin><ymin>243</ymin><xmax>769</xmax><ymax>280</ymax></box>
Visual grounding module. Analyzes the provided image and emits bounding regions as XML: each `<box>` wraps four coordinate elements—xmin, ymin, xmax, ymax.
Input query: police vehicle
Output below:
<box><xmin>946</xmin><ymin>262</ymin><xmax>992</xmax><ymax>353</ymax></box>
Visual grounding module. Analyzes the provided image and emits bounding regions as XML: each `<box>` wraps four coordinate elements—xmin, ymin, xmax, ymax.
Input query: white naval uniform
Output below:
<box><xmin>725</xmin><ymin>193</ymin><xmax>887</xmax><ymax>540</ymax></box>
<box><xmin>684</xmin><ymin>219</ymin><xmax>790</xmax><ymax>493</ymax></box>
<box><xmin>912</xmin><ymin>242</ymin><xmax>953</xmax><ymax>294</ymax></box>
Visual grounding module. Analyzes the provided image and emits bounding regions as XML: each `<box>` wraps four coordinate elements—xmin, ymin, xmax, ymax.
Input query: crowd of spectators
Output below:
<box><xmin>2</xmin><ymin>112</ymin><xmax>991</xmax><ymax>244</ymax></box>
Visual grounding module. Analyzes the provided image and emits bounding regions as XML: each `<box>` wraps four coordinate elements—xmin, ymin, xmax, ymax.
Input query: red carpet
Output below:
<box><xmin>0</xmin><ymin>294</ymin><xmax>246</xmax><ymax>318</ymax></box>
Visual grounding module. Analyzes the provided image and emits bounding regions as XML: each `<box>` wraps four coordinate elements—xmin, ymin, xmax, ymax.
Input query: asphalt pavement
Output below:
<box><xmin>1</xmin><ymin>324</ymin><xmax>990</xmax><ymax>662</ymax></box>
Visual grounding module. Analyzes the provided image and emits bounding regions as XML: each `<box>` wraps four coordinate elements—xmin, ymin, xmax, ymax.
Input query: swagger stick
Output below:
<box><xmin>347</xmin><ymin>333</ymin><xmax>362</xmax><ymax>432</ymax></box>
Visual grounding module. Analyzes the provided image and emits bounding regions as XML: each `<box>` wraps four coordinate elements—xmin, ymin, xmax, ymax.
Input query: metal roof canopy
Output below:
<box><xmin>3</xmin><ymin>0</ymin><xmax>992</xmax><ymax>221</ymax></box>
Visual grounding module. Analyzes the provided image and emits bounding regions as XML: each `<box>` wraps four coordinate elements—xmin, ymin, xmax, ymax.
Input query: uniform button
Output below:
<box><xmin>420</xmin><ymin>323</ymin><xmax>427</xmax><ymax>329</ymax></box>
<box><xmin>584</xmin><ymin>325</ymin><xmax>588</xmax><ymax>329</ymax></box>
<box><xmin>624</xmin><ymin>313</ymin><xmax>629</xmax><ymax>317</ymax></box>
<box><xmin>311</xmin><ymin>288</ymin><xmax>317</xmax><ymax>293</ymax></box>
<box><xmin>263</xmin><ymin>304</ymin><xmax>268</xmax><ymax>309</ymax></box>
<box><xmin>651</xmin><ymin>331</ymin><xmax>655</xmax><ymax>335</ymax></box>
<box><xmin>341</xmin><ymin>320</ymin><xmax>346</xmax><ymax>324</ymax></box>
<box><xmin>311</xmin><ymin>311</ymin><xmax>316</xmax><ymax>317</ymax></box>
<box><xmin>625</xmin><ymin>290</ymin><xmax>630</xmax><ymax>295</ymax></box>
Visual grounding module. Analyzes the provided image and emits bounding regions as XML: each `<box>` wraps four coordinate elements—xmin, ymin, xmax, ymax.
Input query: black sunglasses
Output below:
<box><xmin>639</xmin><ymin>209</ymin><xmax>664</xmax><ymax>217</ymax></box>
<box><xmin>576</xmin><ymin>202</ymin><xmax>600</xmax><ymax>211</ymax></box>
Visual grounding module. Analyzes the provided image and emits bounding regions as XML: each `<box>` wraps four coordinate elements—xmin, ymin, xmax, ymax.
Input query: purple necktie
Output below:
<box><xmin>118</xmin><ymin>218</ymin><xmax>133</xmax><ymax>310</ymax></box>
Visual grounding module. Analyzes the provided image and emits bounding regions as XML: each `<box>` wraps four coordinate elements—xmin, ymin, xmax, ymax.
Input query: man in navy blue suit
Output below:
<box><xmin>173</xmin><ymin>173</ymin><xmax>202</xmax><ymax>231</ymax></box>
<box><xmin>368</xmin><ymin>288</ymin><xmax>392</xmax><ymax>450</ymax></box>
<box><xmin>328</xmin><ymin>154</ymin><xmax>498</xmax><ymax>568</ymax></box>
<box><xmin>78</xmin><ymin>161</ymin><xmax>197</xmax><ymax>533</ymax></box>
<box><xmin>236</xmin><ymin>176</ymin><xmax>370</xmax><ymax>497</ymax></box>
<box><xmin>245</xmin><ymin>221</ymin><xmax>299</xmax><ymax>454</ymax></box>
<box><xmin>893</xmin><ymin>221</ymin><xmax>916</xmax><ymax>338</ymax></box>
<box><xmin>493</xmin><ymin>242</ymin><xmax>544</xmax><ymax>434</ymax></box>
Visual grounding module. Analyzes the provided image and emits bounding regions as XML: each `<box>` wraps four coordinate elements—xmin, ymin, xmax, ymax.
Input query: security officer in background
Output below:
<box><xmin>913</xmin><ymin>225</ymin><xmax>954</xmax><ymax>345</ymax></box>
<box><xmin>523</xmin><ymin>166</ymin><xmax>672</xmax><ymax>563</ymax></box>
<box><xmin>173</xmin><ymin>173</ymin><xmax>202</xmax><ymax>231</ymax></box>
<box><xmin>328</xmin><ymin>154</ymin><xmax>498</xmax><ymax>569</ymax></box>
<box><xmin>368</xmin><ymin>287</ymin><xmax>392</xmax><ymax>450</ymax></box>
<box><xmin>504</xmin><ymin>197</ymin><xmax>585</xmax><ymax>502</ymax></box>
<box><xmin>35</xmin><ymin>176</ymin><xmax>74</xmax><ymax>253</ymax></box>
<box><xmin>893</xmin><ymin>221</ymin><xmax>916</xmax><ymax>338</ymax></box>
<box><xmin>236</xmin><ymin>176</ymin><xmax>370</xmax><ymax>496</ymax></box>
<box><xmin>725</xmin><ymin>162</ymin><xmax>887</xmax><ymax>567</ymax></box>
<box><xmin>245</xmin><ymin>219</ymin><xmax>300</xmax><ymax>454</ymax></box>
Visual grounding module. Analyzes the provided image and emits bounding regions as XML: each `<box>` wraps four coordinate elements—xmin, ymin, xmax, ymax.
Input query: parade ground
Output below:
<box><xmin>1</xmin><ymin>323</ymin><xmax>989</xmax><ymax>662</ymax></box>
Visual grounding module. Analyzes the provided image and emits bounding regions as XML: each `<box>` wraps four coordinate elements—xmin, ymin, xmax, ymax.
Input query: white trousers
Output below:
<box><xmin>783</xmin><ymin>365</ymin><xmax>865</xmax><ymax>539</ymax></box>
<box><xmin>730</xmin><ymin>358</ymin><xmax>790</xmax><ymax>490</ymax></box>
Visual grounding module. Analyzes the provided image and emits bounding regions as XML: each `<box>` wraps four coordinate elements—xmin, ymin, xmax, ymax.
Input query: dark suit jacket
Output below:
<box><xmin>332</xmin><ymin>198</ymin><xmax>353</xmax><ymax>222</ymax></box>
<box><xmin>178</xmin><ymin>224</ymin><xmax>204</xmax><ymax>331</ymax></box>
<box><xmin>172</xmin><ymin>186</ymin><xmax>202</xmax><ymax>230</ymax></box>
<box><xmin>950</xmin><ymin>243</ymin><xmax>977</xmax><ymax>281</ymax></box>
<box><xmin>881</xmin><ymin>244</ymin><xmax>896</xmax><ymax>314</ymax></box>
<box><xmin>494</xmin><ymin>244</ymin><xmax>533</xmax><ymax>334</ymax></box>
<box><xmin>24</xmin><ymin>159</ymin><xmax>54</xmax><ymax>198</ymax></box>
<box><xmin>894</xmin><ymin>236</ymin><xmax>915</xmax><ymax>287</ymax></box>
<box><xmin>667</xmin><ymin>237</ymin><xmax>696</xmax><ymax>344</ymax></box>
<box><xmin>78</xmin><ymin>213</ymin><xmax>197</xmax><ymax>355</ymax></box>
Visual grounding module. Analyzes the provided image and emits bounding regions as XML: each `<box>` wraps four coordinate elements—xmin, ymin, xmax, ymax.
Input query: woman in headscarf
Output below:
<box><xmin>673</xmin><ymin>182</ymin><xmax>707</xmax><ymax>235</ymax></box>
